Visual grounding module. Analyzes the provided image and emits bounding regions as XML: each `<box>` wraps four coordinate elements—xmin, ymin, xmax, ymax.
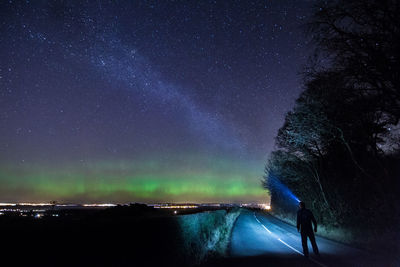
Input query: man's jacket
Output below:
<box><xmin>297</xmin><ymin>208</ymin><xmax>317</xmax><ymax>233</ymax></box>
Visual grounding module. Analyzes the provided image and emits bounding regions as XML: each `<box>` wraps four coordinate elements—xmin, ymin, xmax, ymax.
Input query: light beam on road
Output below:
<box><xmin>254</xmin><ymin>212</ymin><xmax>328</xmax><ymax>267</ymax></box>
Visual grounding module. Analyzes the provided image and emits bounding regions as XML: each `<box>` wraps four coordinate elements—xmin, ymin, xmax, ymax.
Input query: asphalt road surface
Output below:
<box><xmin>206</xmin><ymin>209</ymin><xmax>397</xmax><ymax>267</ymax></box>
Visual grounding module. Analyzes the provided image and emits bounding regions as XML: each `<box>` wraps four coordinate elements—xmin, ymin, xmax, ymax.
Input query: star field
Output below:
<box><xmin>0</xmin><ymin>0</ymin><xmax>313</xmax><ymax>203</ymax></box>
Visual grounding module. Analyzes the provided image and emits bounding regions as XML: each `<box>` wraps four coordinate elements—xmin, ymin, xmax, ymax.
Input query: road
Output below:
<box><xmin>205</xmin><ymin>209</ymin><xmax>394</xmax><ymax>267</ymax></box>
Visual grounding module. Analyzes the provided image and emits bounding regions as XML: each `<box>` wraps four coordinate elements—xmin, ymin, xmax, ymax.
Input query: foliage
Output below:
<box><xmin>264</xmin><ymin>0</ymin><xmax>400</xmax><ymax>249</ymax></box>
<box><xmin>177</xmin><ymin>208</ymin><xmax>241</xmax><ymax>265</ymax></box>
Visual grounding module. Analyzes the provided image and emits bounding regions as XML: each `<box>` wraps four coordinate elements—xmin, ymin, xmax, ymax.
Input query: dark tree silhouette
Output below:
<box><xmin>309</xmin><ymin>0</ymin><xmax>400</xmax><ymax>124</ymax></box>
<box><xmin>264</xmin><ymin>0</ymin><xmax>400</xmax><ymax>252</ymax></box>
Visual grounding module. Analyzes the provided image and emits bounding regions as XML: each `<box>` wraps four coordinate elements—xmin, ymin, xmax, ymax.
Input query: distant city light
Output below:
<box><xmin>151</xmin><ymin>203</ymin><xmax>199</xmax><ymax>209</ymax></box>
<box><xmin>82</xmin><ymin>203</ymin><xmax>117</xmax><ymax>207</ymax></box>
<box><xmin>0</xmin><ymin>202</ymin><xmax>270</xmax><ymax>218</ymax></box>
<box><xmin>154</xmin><ymin>205</ymin><xmax>198</xmax><ymax>209</ymax></box>
<box><xmin>262</xmin><ymin>204</ymin><xmax>271</xmax><ymax>210</ymax></box>
<box><xmin>0</xmin><ymin>203</ymin><xmax>17</xmax><ymax>206</ymax></box>
<box><xmin>240</xmin><ymin>203</ymin><xmax>271</xmax><ymax>210</ymax></box>
<box><xmin>18</xmin><ymin>202</ymin><xmax>52</xmax><ymax>206</ymax></box>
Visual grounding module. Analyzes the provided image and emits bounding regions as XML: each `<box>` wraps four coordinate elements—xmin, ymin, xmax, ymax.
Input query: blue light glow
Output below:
<box><xmin>268</xmin><ymin>174</ymin><xmax>300</xmax><ymax>204</ymax></box>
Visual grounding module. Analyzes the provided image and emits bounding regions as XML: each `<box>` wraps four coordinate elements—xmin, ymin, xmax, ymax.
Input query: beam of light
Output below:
<box><xmin>267</xmin><ymin>173</ymin><xmax>300</xmax><ymax>204</ymax></box>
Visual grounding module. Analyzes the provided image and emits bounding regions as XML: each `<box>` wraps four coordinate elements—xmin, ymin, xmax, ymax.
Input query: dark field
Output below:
<box><xmin>1</xmin><ymin>205</ymin><xmax>235</xmax><ymax>267</ymax></box>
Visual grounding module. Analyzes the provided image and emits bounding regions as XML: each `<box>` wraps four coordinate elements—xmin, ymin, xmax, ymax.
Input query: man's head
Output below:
<box><xmin>299</xmin><ymin>201</ymin><xmax>305</xmax><ymax>209</ymax></box>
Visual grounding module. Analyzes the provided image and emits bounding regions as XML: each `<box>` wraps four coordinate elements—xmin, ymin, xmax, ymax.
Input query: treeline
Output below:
<box><xmin>264</xmin><ymin>0</ymin><xmax>400</xmax><ymax>247</ymax></box>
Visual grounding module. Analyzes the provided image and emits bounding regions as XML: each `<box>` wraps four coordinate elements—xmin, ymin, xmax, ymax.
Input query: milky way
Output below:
<box><xmin>0</xmin><ymin>0</ymin><xmax>313</xmax><ymax>203</ymax></box>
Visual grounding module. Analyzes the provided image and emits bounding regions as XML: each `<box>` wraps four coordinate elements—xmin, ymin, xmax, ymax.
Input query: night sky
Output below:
<box><xmin>0</xmin><ymin>0</ymin><xmax>313</xmax><ymax>203</ymax></box>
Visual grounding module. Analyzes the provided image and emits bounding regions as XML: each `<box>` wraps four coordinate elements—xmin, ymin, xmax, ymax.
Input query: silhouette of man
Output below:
<box><xmin>297</xmin><ymin>201</ymin><xmax>319</xmax><ymax>258</ymax></box>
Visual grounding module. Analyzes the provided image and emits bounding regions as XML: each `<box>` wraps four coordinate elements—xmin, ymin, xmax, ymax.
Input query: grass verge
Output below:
<box><xmin>177</xmin><ymin>208</ymin><xmax>241</xmax><ymax>265</ymax></box>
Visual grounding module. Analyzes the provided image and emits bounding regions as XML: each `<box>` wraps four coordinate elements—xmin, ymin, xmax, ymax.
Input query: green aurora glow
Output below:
<box><xmin>0</xmin><ymin>157</ymin><xmax>269</xmax><ymax>203</ymax></box>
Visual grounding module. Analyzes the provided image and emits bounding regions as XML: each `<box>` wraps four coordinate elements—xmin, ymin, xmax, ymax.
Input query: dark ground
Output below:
<box><xmin>3</xmin><ymin>206</ymin><xmax>398</xmax><ymax>267</ymax></box>
<box><xmin>0</xmin><ymin>204</ymin><xmax>202</xmax><ymax>266</ymax></box>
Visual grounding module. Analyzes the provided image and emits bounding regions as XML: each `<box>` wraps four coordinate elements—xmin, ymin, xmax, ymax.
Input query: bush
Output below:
<box><xmin>177</xmin><ymin>208</ymin><xmax>241</xmax><ymax>265</ymax></box>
